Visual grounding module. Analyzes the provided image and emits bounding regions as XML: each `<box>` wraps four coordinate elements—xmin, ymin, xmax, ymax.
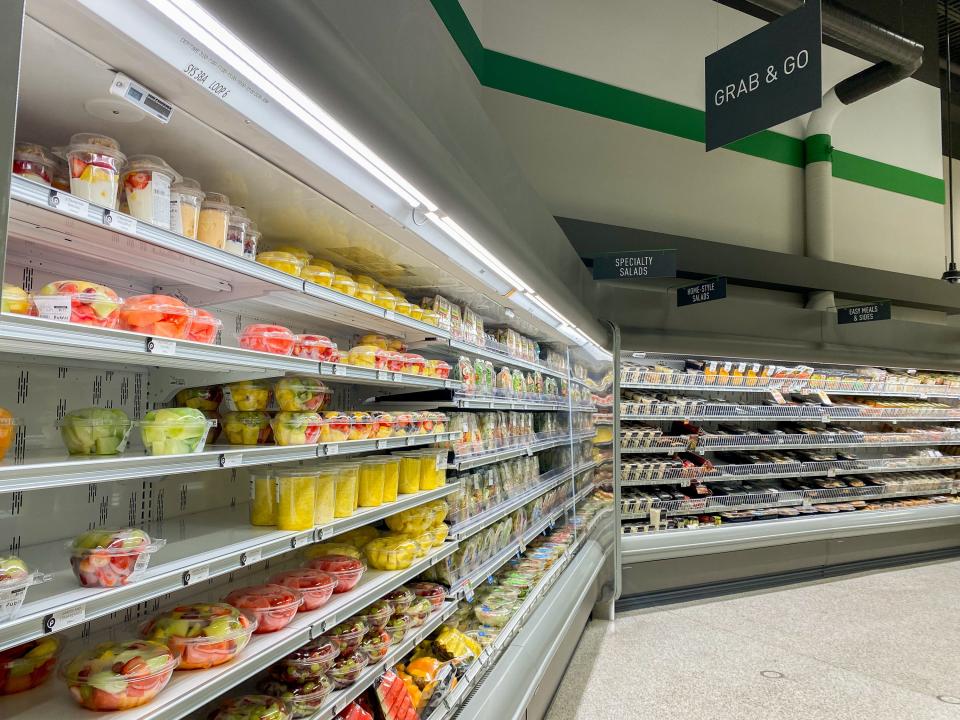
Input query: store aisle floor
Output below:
<box><xmin>545</xmin><ymin>558</ymin><xmax>960</xmax><ymax>719</ymax></box>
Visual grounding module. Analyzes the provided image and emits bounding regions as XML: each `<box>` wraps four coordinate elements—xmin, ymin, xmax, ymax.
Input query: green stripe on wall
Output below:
<box><xmin>429</xmin><ymin>0</ymin><xmax>944</xmax><ymax>204</ymax></box>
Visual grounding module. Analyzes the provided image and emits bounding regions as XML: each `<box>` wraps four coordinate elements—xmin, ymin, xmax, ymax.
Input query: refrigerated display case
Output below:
<box><xmin>0</xmin><ymin>2</ymin><xmax>614</xmax><ymax>719</ymax></box>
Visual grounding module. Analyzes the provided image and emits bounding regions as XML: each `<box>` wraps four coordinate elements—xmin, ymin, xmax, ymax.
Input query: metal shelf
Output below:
<box><xmin>621</xmin><ymin>404</ymin><xmax>960</xmax><ymax>422</ymax></box>
<box><xmin>418</xmin><ymin>337</ymin><xmax>567</xmax><ymax>380</ymax></box>
<box><xmin>450</xmin><ymin>430</ymin><xmax>594</xmax><ymax>471</ymax></box>
<box><xmin>0</xmin><ymin>431</ymin><xmax>463</xmax><ymax>493</ymax></box>
<box><xmin>317</xmin><ymin>361</ymin><xmax>462</xmax><ymax>390</ymax></box>
<box><xmin>620</xmin><ymin>430</ymin><xmax>960</xmax><ymax>454</ymax></box>
<box><xmin>1</xmin><ymin>540</ymin><xmax>457</xmax><ymax>720</ymax></box>
<box><xmin>8</xmin><ymin>175</ymin><xmax>451</xmax><ymax>342</ymax></box>
<box><xmin>0</xmin><ymin>485</ymin><xmax>458</xmax><ymax>651</ymax></box>
<box><xmin>454</xmin><ymin>394</ymin><xmax>567</xmax><ymax>411</ymax></box>
<box><xmin>620</xmin><ymin>371</ymin><xmax>960</xmax><ymax>398</ymax></box>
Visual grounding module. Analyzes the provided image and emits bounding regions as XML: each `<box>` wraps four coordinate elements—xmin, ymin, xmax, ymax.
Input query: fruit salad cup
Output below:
<box><xmin>0</xmin><ymin>556</ymin><xmax>47</xmax><ymax>621</ymax></box>
<box><xmin>357</xmin><ymin>458</ymin><xmax>385</xmax><ymax>507</ymax></box>
<box><xmin>314</xmin><ymin>465</ymin><xmax>338</xmax><ymax>524</ymax></box>
<box><xmin>175</xmin><ymin>385</ymin><xmax>222</xmax><ymax>411</ymax></box>
<box><xmin>225</xmin><ymin>207</ymin><xmax>250</xmax><ymax>256</ymax></box>
<box><xmin>141</xmin><ymin>602</ymin><xmax>256</xmax><ymax>670</ymax></box>
<box><xmin>331</xmin><ymin>272</ymin><xmax>358</xmax><ymax>297</ymax></box>
<box><xmin>359</xmin><ymin>629</ymin><xmax>391</xmax><ymax>663</ymax></box>
<box><xmin>187</xmin><ymin>309</ymin><xmax>222</xmax><ymax>344</ymax></box>
<box><xmin>349</xmin><ymin>412</ymin><xmax>375</xmax><ymax>441</ymax></box>
<box><xmin>275</xmin><ymin>377</ymin><xmax>331</xmax><ymax>412</ymax></box>
<box><xmin>0</xmin><ymin>636</ymin><xmax>60</xmax><ymax>695</ymax></box>
<box><xmin>169</xmin><ymin>177</ymin><xmax>204</xmax><ymax>240</ymax></box>
<box><xmin>400</xmin><ymin>354</ymin><xmax>426</xmax><ymax>376</ymax></box>
<box><xmin>258</xmin><ymin>676</ymin><xmax>333</xmax><ymax>719</ymax></box>
<box><xmin>197</xmin><ymin>192</ymin><xmax>231</xmax><ymax>250</ymax></box>
<box><xmin>118</xmin><ymin>294</ymin><xmax>195</xmax><ymax>338</ymax></box>
<box><xmin>394</xmin><ymin>413</ymin><xmax>416</xmax><ymax>437</ymax></box>
<box><xmin>320</xmin><ymin>412</ymin><xmax>352</xmax><ymax>443</ymax></box>
<box><xmin>209</xmin><ymin>694</ymin><xmax>292</xmax><ymax>720</ymax></box>
<box><xmin>270</xmin><ymin>639</ymin><xmax>338</xmax><ymax>683</ymax></box>
<box><xmin>268</xmin><ymin>569</ymin><xmax>337</xmax><ymax>612</ymax></box>
<box><xmin>371</xmin><ymin>412</ymin><xmax>396</xmax><ymax>439</ymax></box>
<box><xmin>395</xmin><ymin>452</ymin><xmax>421</xmax><ymax>494</ymax></box>
<box><xmin>34</xmin><ymin>280</ymin><xmax>121</xmax><ymax>328</ymax></box>
<box><xmin>301</xmin><ymin>264</ymin><xmax>334</xmax><ymax>287</ymax></box>
<box><xmin>60</xmin><ymin>133</ymin><xmax>126</xmax><ymax>209</ymax></box>
<box><xmin>363</xmin><ymin>536</ymin><xmax>416</xmax><ymax>571</ymax></box>
<box><xmin>385</xmin><ymin>506</ymin><xmax>435</xmax><ymax>535</ymax></box>
<box><xmin>425</xmin><ymin>360</ymin><xmax>451</xmax><ymax>379</ymax></box>
<box><xmin>377</xmin><ymin>456</ymin><xmax>400</xmax><ymax>503</ymax></box>
<box><xmin>306</xmin><ymin>555</ymin><xmax>365</xmax><ymax>593</ymax></box>
<box><xmin>384</xmin><ymin>614</ymin><xmax>408</xmax><ymax>643</ymax></box>
<box><xmin>274</xmin><ymin>468</ymin><xmax>317</xmax><ymax>530</ymax></box>
<box><xmin>12</xmin><ymin>141</ymin><xmax>55</xmax><ymax>185</ymax></box>
<box><xmin>1</xmin><ymin>283</ymin><xmax>31</xmax><ymax>315</ymax></box>
<box><xmin>224</xmin><ymin>379</ymin><xmax>272</xmax><ymax>411</ymax></box>
<box><xmin>408</xmin><ymin>582</ymin><xmax>446</xmax><ymax>610</ymax></box>
<box><xmin>404</xmin><ymin>597</ymin><xmax>433</xmax><ymax>627</ymax></box>
<box><xmin>355</xmin><ymin>600</ymin><xmax>393</xmax><ymax>632</ymax></box>
<box><xmin>293</xmin><ymin>334</ymin><xmax>339</xmax><ymax>362</ymax></box>
<box><xmin>373</xmin><ymin>290</ymin><xmax>397</xmax><ymax>311</ymax></box>
<box><xmin>61</xmin><ymin>639</ymin><xmax>176</xmax><ymax>711</ymax></box>
<box><xmin>139</xmin><ymin>407</ymin><xmax>216</xmax><ymax>455</ymax></box>
<box><xmin>244</xmin><ymin>223</ymin><xmax>260</xmax><ymax>260</ymax></box>
<box><xmin>240</xmin><ymin>324</ymin><xmax>296</xmax><ymax>355</ymax></box>
<box><xmin>322</xmin><ymin>619</ymin><xmax>367</xmax><ymax>655</ymax></box>
<box><xmin>223</xmin><ymin>584</ymin><xmax>303</xmax><ymax>634</ymax></box>
<box><xmin>328</xmin><ymin>651</ymin><xmax>369</xmax><ymax>689</ymax></box>
<box><xmin>271</xmin><ymin>412</ymin><xmax>323</xmax><ymax>445</ymax></box>
<box><xmin>69</xmin><ymin>528</ymin><xmax>164</xmax><ymax>587</ymax></box>
<box><xmin>273</xmin><ymin>246</ymin><xmax>313</xmax><ymax>265</ymax></box>
<box><xmin>59</xmin><ymin>407</ymin><xmax>132</xmax><ymax>455</ymax></box>
<box><xmin>257</xmin><ymin>251</ymin><xmax>304</xmax><ymax>277</ymax></box>
<box><xmin>122</xmin><ymin>155</ymin><xmax>181</xmax><ymax>228</ymax></box>
<box><xmin>248</xmin><ymin>468</ymin><xmax>277</xmax><ymax>526</ymax></box>
<box><xmin>222</xmin><ymin>411</ymin><xmax>273</xmax><ymax>445</ymax></box>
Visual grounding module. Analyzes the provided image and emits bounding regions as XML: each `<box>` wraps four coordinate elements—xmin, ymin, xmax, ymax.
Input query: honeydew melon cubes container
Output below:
<box><xmin>139</xmin><ymin>407</ymin><xmax>216</xmax><ymax>455</ymax></box>
<box><xmin>59</xmin><ymin>407</ymin><xmax>133</xmax><ymax>455</ymax></box>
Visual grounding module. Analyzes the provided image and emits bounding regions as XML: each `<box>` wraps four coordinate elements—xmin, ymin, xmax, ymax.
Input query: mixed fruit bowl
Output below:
<box><xmin>69</xmin><ymin>528</ymin><xmax>164</xmax><ymax>588</ymax></box>
<box><xmin>62</xmin><ymin>639</ymin><xmax>178</xmax><ymax>711</ymax></box>
<box><xmin>140</xmin><ymin>602</ymin><xmax>256</xmax><ymax>670</ymax></box>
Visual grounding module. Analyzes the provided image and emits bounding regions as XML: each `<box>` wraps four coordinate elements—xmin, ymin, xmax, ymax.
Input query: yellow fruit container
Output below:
<box><xmin>333</xmin><ymin>463</ymin><xmax>359</xmax><ymax>518</ymax></box>
<box><xmin>396</xmin><ymin>452</ymin><xmax>422</xmax><ymax>495</ymax></box>
<box><xmin>410</xmin><ymin>306</ymin><xmax>424</xmax><ymax>321</ymax></box>
<box><xmin>431</xmin><ymin>523</ymin><xmax>449</xmax><ymax>547</ymax></box>
<box><xmin>356</xmin><ymin>283</ymin><xmax>377</xmax><ymax>304</ymax></box>
<box><xmin>403</xmin><ymin>531</ymin><xmax>434</xmax><ymax>559</ymax></box>
<box><xmin>378</xmin><ymin>457</ymin><xmax>400</xmax><ymax>503</ymax></box>
<box><xmin>385</xmin><ymin>505</ymin><xmax>435</xmax><ymax>535</ymax></box>
<box><xmin>223</xmin><ymin>379</ymin><xmax>271</xmax><ymax>411</ymax></box>
<box><xmin>256</xmin><ymin>251</ymin><xmax>304</xmax><ymax>277</ymax></box>
<box><xmin>331</xmin><ymin>273</ymin><xmax>358</xmax><ymax>296</ymax></box>
<box><xmin>302</xmin><ymin>541</ymin><xmax>363</xmax><ymax>560</ymax></box>
<box><xmin>273</xmin><ymin>245</ymin><xmax>313</xmax><ymax>265</ymax></box>
<box><xmin>315</xmin><ymin>465</ymin><xmax>338</xmax><ymax>525</ymax></box>
<box><xmin>425</xmin><ymin>499</ymin><xmax>449</xmax><ymax>526</ymax></box>
<box><xmin>337</xmin><ymin>525</ymin><xmax>381</xmax><ymax>549</ymax></box>
<box><xmin>416</xmin><ymin>450</ymin><xmax>447</xmax><ymax>491</ymax></box>
<box><xmin>302</xmin><ymin>265</ymin><xmax>334</xmax><ymax>287</ymax></box>
<box><xmin>275</xmin><ymin>468</ymin><xmax>316</xmax><ymax>531</ymax></box>
<box><xmin>248</xmin><ymin>468</ymin><xmax>277</xmax><ymax>526</ymax></box>
<box><xmin>373</xmin><ymin>290</ymin><xmax>398</xmax><ymax>311</ymax></box>
<box><xmin>358</xmin><ymin>458</ymin><xmax>386</xmax><ymax>507</ymax></box>
<box><xmin>395</xmin><ymin>301</ymin><xmax>414</xmax><ymax>317</ymax></box>
<box><xmin>364</xmin><ymin>535</ymin><xmax>417</xmax><ymax>571</ymax></box>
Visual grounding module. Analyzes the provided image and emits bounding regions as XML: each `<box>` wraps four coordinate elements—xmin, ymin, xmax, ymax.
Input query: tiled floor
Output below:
<box><xmin>545</xmin><ymin>559</ymin><xmax>960</xmax><ymax>719</ymax></box>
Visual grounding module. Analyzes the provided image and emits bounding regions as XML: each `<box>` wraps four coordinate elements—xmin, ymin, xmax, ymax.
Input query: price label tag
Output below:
<box><xmin>103</xmin><ymin>209</ymin><xmax>137</xmax><ymax>233</ymax></box>
<box><xmin>242</xmin><ymin>548</ymin><xmax>262</xmax><ymax>565</ymax></box>
<box><xmin>769</xmin><ymin>389</ymin><xmax>786</xmax><ymax>404</ymax></box>
<box><xmin>816</xmin><ymin>390</ymin><xmax>833</xmax><ymax>406</ymax></box>
<box><xmin>43</xmin><ymin>604</ymin><xmax>85</xmax><ymax>634</ymax></box>
<box><xmin>464</xmin><ymin>584</ymin><xmax>474</xmax><ymax>602</ymax></box>
<box><xmin>376</xmin><ymin>440</ymin><xmax>388</xmax><ymax>450</ymax></box>
<box><xmin>487</xmin><ymin>575</ymin><xmax>495</xmax><ymax>585</ymax></box>
<box><xmin>526</xmin><ymin>446</ymin><xmax>533</xmax><ymax>457</ymax></box>
<box><xmin>384</xmin><ymin>310</ymin><xmax>395</xmax><ymax>320</ymax></box>
<box><xmin>32</xmin><ymin>295</ymin><xmax>72</xmax><ymax>322</ymax></box>
<box><xmin>377</xmin><ymin>370</ymin><xmax>390</xmax><ymax>381</ymax></box>
<box><xmin>406</xmin><ymin>436</ymin><xmax>417</xmax><ymax>446</ymax></box>
<box><xmin>822</xmin><ymin>414</ymin><xmax>831</xmax><ymax>424</ymax></box>
<box><xmin>145</xmin><ymin>337</ymin><xmax>176</xmax><ymax>355</ymax></box>
<box><xmin>827</xmin><ymin>468</ymin><xmax>837</xmax><ymax>478</ymax></box>
<box><xmin>48</xmin><ymin>189</ymin><xmax>90</xmax><ymax>219</ymax></box>
<box><xmin>182</xmin><ymin>565</ymin><xmax>210</xmax><ymax>586</ymax></box>
<box><xmin>393</xmin><ymin>372</ymin><xmax>403</xmax><ymax>382</ymax></box>
<box><xmin>219</xmin><ymin>453</ymin><xmax>242</xmax><ymax>468</ymax></box>
<box><xmin>325</xmin><ymin>444</ymin><xmax>339</xmax><ymax>456</ymax></box>
<box><xmin>334</xmin><ymin>364</ymin><xmax>347</xmax><ymax>377</ymax></box>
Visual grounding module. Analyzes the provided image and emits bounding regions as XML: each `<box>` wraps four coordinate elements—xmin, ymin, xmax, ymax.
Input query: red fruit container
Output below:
<box><xmin>385</xmin><ymin>351</ymin><xmax>405</xmax><ymax>373</ymax></box>
<box><xmin>306</xmin><ymin>555</ymin><xmax>365</xmax><ymax>593</ymax></box>
<box><xmin>118</xmin><ymin>294</ymin><xmax>195</xmax><ymax>338</ymax></box>
<box><xmin>294</xmin><ymin>334</ymin><xmax>340</xmax><ymax>362</ymax></box>
<box><xmin>69</xmin><ymin>528</ymin><xmax>165</xmax><ymax>588</ymax></box>
<box><xmin>187</xmin><ymin>309</ymin><xmax>221</xmax><ymax>344</ymax></box>
<box><xmin>400</xmin><ymin>354</ymin><xmax>426</xmax><ymax>376</ymax></box>
<box><xmin>407</xmin><ymin>581</ymin><xmax>446</xmax><ymax>610</ymax></box>
<box><xmin>240</xmin><ymin>324</ymin><xmax>296</xmax><ymax>355</ymax></box>
<box><xmin>34</xmin><ymin>280</ymin><xmax>122</xmax><ymax>328</ymax></box>
<box><xmin>321</xmin><ymin>619</ymin><xmax>367</xmax><ymax>655</ymax></box>
<box><xmin>433</xmin><ymin>360</ymin><xmax>451</xmax><ymax>379</ymax></box>
<box><xmin>0</xmin><ymin>636</ymin><xmax>61</xmax><ymax>695</ymax></box>
<box><xmin>358</xmin><ymin>629</ymin><xmax>391</xmax><ymax>663</ymax></box>
<box><xmin>223</xmin><ymin>584</ymin><xmax>303</xmax><ymax>634</ymax></box>
<box><xmin>268</xmin><ymin>569</ymin><xmax>337</xmax><ymax>612</ymax></box>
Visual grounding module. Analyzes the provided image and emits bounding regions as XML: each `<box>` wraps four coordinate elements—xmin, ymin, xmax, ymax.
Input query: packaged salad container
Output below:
<box><xmin>61</xmin><ymin>639</ymin><xmax>176</xmax><ymax>711</ymax></box>
<box><xmin>222</xmin><ymin>411</ymin><xmax>273</xmax><ymax>445</ymax></box>
<box><xmin>275</xmin><ymin>377</ymin><xmax>331</xmax><ymax>412</ymax></box>
<box><xmin>259</xmin><ymin>676</ymin><xmax>333</xmax><ymax>719</ymax></box>
<box><xmin>69</xmin><ymin>528</ymin><xmax>164</xmax><ymax>587</ymax></box>
<box><xmin>175</xmin><ymin>385</ymin><xmax>222</xmax><ymax>411</ymax></box>
<box><xmin>270</xmin><ymin>639</ymin><xmax>338</xmax><ymax>683</ymax></box>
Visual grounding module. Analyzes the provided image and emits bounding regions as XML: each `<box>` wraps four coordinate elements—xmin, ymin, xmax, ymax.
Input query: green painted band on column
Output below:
<box><xmin>804</xmin><ymin>134</ymin><xmax>833</xmax><ymax>164</ymax></box>
<box><xmin>429</xmin><ymin>0</ymin><xmax>944</xmax><ymax>204</ymax></box>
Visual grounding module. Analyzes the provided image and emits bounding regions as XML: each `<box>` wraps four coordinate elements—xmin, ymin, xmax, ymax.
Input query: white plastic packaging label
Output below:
<box><xmin>32</xmin><ymin>294</ymin><xmax>72</xmax><ymax>322</ymax></box>
<box><xmin>49</xmin><ymin>189</ymin><xmax>89</xmax><ymax>218</ymax></box>
<box><xmin>151</xmin><ymin>173</ymin><xmax>172</xmax><ymax>229</ymax></box>
<box><xmin>104</xmin><ymin>209</ymin><xmax>137</xmax><ymax>234</ymax></box>
<box><xmin>436</xmin><ymin>453</ymin><xmax>445</xmax><ymax>469</ymax></box>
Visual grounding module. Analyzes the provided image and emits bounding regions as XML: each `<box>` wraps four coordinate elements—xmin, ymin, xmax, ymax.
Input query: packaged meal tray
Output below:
<box><xmin>61</xmin><ymin>639</ymin><xmax>177</xmax><ymax>711</ymax></box>
<box><xmin>141</xmin><ymin>602</ymin><xmax>256</xmax><ymax>669</ymax></box>
<box><xmin>69</xmin><ymin>528</ymin><xmax>164</xmax><ymax>587</ymax></box>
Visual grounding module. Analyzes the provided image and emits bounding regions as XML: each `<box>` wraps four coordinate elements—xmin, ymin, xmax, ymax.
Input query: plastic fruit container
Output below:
<box><xmin>356</xmin><ymin>600</ymin><xmax>393</xmax><ymax>631</ymax></box>
<box><xmin>61</xmin><ymin>132</ymin><xmax>126</xmax><ymax>209</ymax></box>
<box><xmin>275</xmin><ymin>377</ymin><xmax>331</xmax><ymax>412</ymax></box>
<box><xmin>303</xmin><ymin>542</ymin><xmax>362</xmax><ymax>561</ymax></box>
<box><xmin>34</xmin><ymin>280</ymin><xmax>121</xmax><ymax>328</ymax></box>
<box><xmin>363</xmin><ymin>536</ymin><xmax>416</xmax><ymax>571</ymax></box>
<box><xmin>122</xmin><ymin>155</ymin><xmax>181</xmax><ymax>228</ymax></box>
<box><xmin>306</xmin><ymin>555</ymin><xmax>365</xmax><ymax>593</ymax></box>
<box><xmin>359</xmin><ymin>629</ymin><xmax>391</xmax><ymax>663</ymax></box>
<box><xmin>119</xmin><ymin>294</ymin><xmax>195</xmax><ymax>338</ymax></box>
<box><xmin>383</xmin><ymin>587</ymin><xmax>415</xmax><ymax>615</ymax></box>
<box><xmin>400</xmin><ymin>354</ymin><xmax>426</xmax><ymax>376</ymax></box>
<box><xmin>417</xmin><ymin>450</ymin><xmax>446</xmax><ymax>490</ymax></box>
<box><xmin>421</xmin><ymin>412</ymin><xmax>448</xmax><ymax>435</ymax></box>
<box><xmin>274</xmin><ymin>468</ymin><xmax>317</xmax><ymax>530</ymax></box>
<box><xmin>271</xmin><ymin>412</ymin><xmax>323</xmax><ymax>446</ymax></box>
<box><xmin>421</xmin><ymin>310</ymin><xmax>440</xmax><ymax>327</ymax></box>
<box><xmin>293</xmin><ymin>334</ymin><xmax>339</xmax><ymax>362</ymax></box>
<box><xmin>223</xmin><ymin>584</ymin><xmax>303</xmax><ymax>634</ymax></box>
<box><xmin>426</xmin><ymin>360</ymin><xmax>451</xmax><ymax>379</ymax></box>
<box><xmin>59</xmin><ymin>407</ymin><xmax>132</xmax><ymax>455</ymax></box>
<box><xmin>331</xmin><ymin>273</ymin><xmax>358</xmax><ymax>297</ymax></box>
<box><xmin>61</xmin><ymin>639</ymin><xmax>176</xmax><ymax>711</ymax></box>
<box><xmin>240</xmin><ymin>324</ymin><xmax>296</xmax><ymax>355</ymax></box>
<box><xmin>271</xmin><ymin>639</ymin><xmax>338</xmax><ymax>683</ymax></box>
<box><xmin>69</xmin><ymin>528</ymin><xmax>164</xmax><ymax>587</ymax></box>
<box><xmin>196</xmin><ymin>192</ymin><xmax>230</xmax><ymax>250</ymax></box>
<box><xmin>257</xmin><ymin>251</ymin><xmax>304</xmax><ymax>277</ymax></box>
<box><xmin>337</xmin><ymin>525</ymin><xmax>380</xmax><ymax>549</ymax></box>
<box><xmin>187</xmin><ymin>309</ymin><xmax>221</xmax><ymax>344</ymax></box>
<box><xmin>243</xmin><ymin>223</ymin><xmax>260</xmax><ymax>260</ymax></box>
<box><xmin>169</xmin><ymin>177</ymin><xmax>204</xmax><ymax>240</ymax></box>
<box><xmin>321</xmin><ymin>412</ymin><xmax>352</xmax><ymax>443</ymax></box>
<box><xmin>348</xmin><ymin>412</ymin><xmax>375</xmax><ymax>441</ymax></box>
<box><xmin>347</xmin><ymin>344</ymin><xmax>380</xmax><ymax>369</ymax></box>
<box><xmin>268</xmin><ymin>569</ymin><xmax>337</xmax><ymax>612</ymax></box>
<box><xmin>384</xmin><ymin>614</ymin><xmax>408</xmax><ymax>643</ymax></box>
<box><xmin>225</xmin><ymin>207</ymin><xmax>250</xmax><ymax>256</ymax></box>
<box><xmin>371</xmin><ymin>412</ymin><xmax>395</xmax><ymax>440</ymax></box>
<box><xmin>356</xmin><ymin>284</ymin><xmax>376</xmax><ymax>304</ymax></box>
<box><xmin>358</xmin><ymin>458</ymin><xmax>385</xmax><ymax>507</ymax></box>
<box><xmin>425</xmin><ymin>500</ymin><xmax>449</xmax><ymax>526</ymax></box>
<box><xmin>259</xmin><ymin>676</ymin><xmax>333</xmax><ymax>719</ymax></box>
<box><xmin>332</xmin><ymin>463</ymin><xmax>359</xmax><ymax>518</ymax></box>
<box><xmin>13</xmin><ymin>141</ymin><xmax>55</xmax><ymax>185</ymax></box>
<box><xmin>430</xmin><ymin>523</ymin><xmax>450</xmax><ymax>547</ymax></box>
<box><xmin>1</xmin><ymin>283</ymin><xmax>31</xmax><ymax>315</ymax></box>
<box><xmin>248</xmin><ymin>468</ymin><xmax>277</xmax><ymax>526</ymax></box>
<box><xmin>322</xmin><ymin>619</ymin><xmax>367</xmax><ymax>655</ymax></box>
<box><xmin>378</xmin><ymin>456</ymin><xmax>400</xmax><ymax>503</ymax></box>
<box><xmin>408</xmin><ymin>581</ymin><xmax>446</xmax><ymax>610</ymax></box>
<box><xmin>393</xmin><ymin>413</ymin><xmax>416</xmax><ymax>437</ymax></box>
<box><xmin>209</xmin><ymin>695</ymin><xmax>292</xmax><ymax>720</ymax></box>
<box><xmin>474</xmin><ymin>603</ymin><xmax>513</xmax><ymax>628</ymax></box>
<box><xmin>405</xmin><ymin>597</ymin><xmax>433</xmax><ymax>627</ymax></box>
<box><xmin>301</xmin><ymin>264</ymin><xmax>334</xmax><ymax>287</ymax></box>
<box><xmin>396</xmin><ymin>453</ymin><xmax>422</xmax><ymax>494</ymax></box>
<box><xmin>395</xmin><ymin>301</ymin><xmax>414</xmax><ymax>317</ymax></box>
<box><xmin>314</xmin><ymin>465</ymin><xmax>337</xmax><ymax>524</ymax></box>
<box><xmin>0</xmin><ymin>636</ymin><xmax>61</xmax><ymax>695</ymax></box>
<box><xmin>142</xmin><ymin>602</ymin><xmax>256</xmax><ymax>669</ymax></box>
<box><xmin>222</xmin><ymin>411</ymin><xmax>273</xmax><ymax>445</ymax></box>
<box><xmin>385</xmin><ymin>506</ymin><xmax>435</xmax><ymax>535</ymax></box>
<box><xmin>140</xmin><ymin>407</ymin><xmax>215</xmax><ymax>455</ymax></box>
<box><xmin>328</xmin><ymin>651</ymin><xmax>368</xmax><ymax>689</ymax></box>
<box><xmin>373</xmin><ymin>290</ymin><xmax>397</xmax><ymax>311</ymax></box>
<box><xmin>0</xmin><ymin>556</ymin><xmax>48</xmax><ymax>622</ymax></box>
<box><xmin>272</xmin><ymin>245</ymin><xmax>312</xmax><ymax>265</ymax></box>
<box><xmin>175</xmin><ymin>385</ymin><xmax>222</xmax><ymax>411</ymax></box>
<box><xmin>224</xmin><ymin>379</ymin><xmax>271</xmax><ymax>411</ymax></box>
<box><xmin>403</xmin><ymin>532</ymin><xmax>433</xmax><ymax>559</ymax></box>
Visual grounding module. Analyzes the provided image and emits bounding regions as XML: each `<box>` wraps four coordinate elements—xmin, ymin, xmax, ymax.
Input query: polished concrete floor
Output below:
<box><xmin>545</xmin><ymin>558</ymin><xmax>960</xmax><ymax>719</ymax></box>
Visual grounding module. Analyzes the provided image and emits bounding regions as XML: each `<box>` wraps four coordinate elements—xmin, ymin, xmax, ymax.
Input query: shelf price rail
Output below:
<box><xmin>620</xmin><ymin>430</ymin><xmax>960</xmax><ymax>454</ymax></box>
<box><xmin>621</xmin><ymin>404</ymin><xmax>960</xmax><ymax>423</ymax></box>
<box><xmin>450</xmin><ymin>430</ymin><xmax>596</xmax><ymax>472</ymax></box>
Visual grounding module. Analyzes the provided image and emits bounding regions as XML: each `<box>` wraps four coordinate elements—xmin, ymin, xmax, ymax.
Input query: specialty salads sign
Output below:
<box><xmin>592</xmin><ymin>250</ymin><xmax>676</xmax><ymax>280</ymax></box>
<box><xmin>705</xmin><ymin>0</ymin><xmax>822</xmax><ymax>150</ymax></box>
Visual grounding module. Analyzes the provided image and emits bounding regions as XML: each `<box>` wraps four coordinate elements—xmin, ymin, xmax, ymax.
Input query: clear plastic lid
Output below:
<box><xmin>209</xmin><ymin>695</ymin><xmax>292</xmax><ymax>720</ymax></box>
<box><xmin>257</xmin><ymin>251</ymin><xmax>304</xmax><ymax>266</ymax></box>
<box><xmin>120</xmin><ymin>293</ymin><xmax>193</xmax><ymax>317</ymax></box>
<box><xmin>123</xmin><ymin>154</ymin><xmax>181</xmax><ymax>184</ymax></box>
<box><xmin>171</xmin><ymin>177</ymin><xmax>204</xmax><ymax>200</ymax></box>
<box><xmin>301</xmin><ymin>265</ymin><xmax>334</xmax><ymax>284</ymax></box>
<box><xmin>228</xmin><ymin>206</ymin><xmax>252</xmax><ymax>228</ymax></box>
<box><xmin>258</xmin><ymin>675</ymin><xmax>333</xmax><ymax>707</ymax></box>
<box><xmin>201</xmin><ymin>191</ymin><xmax>231</xmax><ymax>211</ymax></box>
<box><xmin>37</xmin><ymin>279</ymin><xmax>121</xmax><ymax>305</ymax></box>
<box><xmin>307</xmin><ymin>555</ymin><xmax>365</xmax><ymax>576</ymax></box>
<box><xmin>268</xmin><ymin>568</ymin><xmax>337</xmax><ymax>594</ymax></box>
<box><xmin>61</xmin><ymin>639</ymin><xmax>177</xmax><ymax>687</ymax></box>
<box><xmin>62</xmin><ymin>132</ymin><xmax>126</xmax><ymax>162</ymax></box>
<box><xmin>0</xmin><ymin>555</ymin><xmax>49</xmax><ymax>590</ymax></box>
<box><xmin>383</xmin><ymin>586</ymin><xmax>414</xmax><ymax>613</ymax></box>
<box><xmin>58</xmin><ymin>407</ymin><xmax>132</xmax><ymax>428</ymax></box>
<box><xmin>142</xmin><ymin>602</ymin><xmax>257</xmax><ymax>642</ymax></box>
<box><xmin>222</xmin><ymin>410</ymin><xmax>271</xmax><ymax>427</ymax></box>
<box><xmin>273</xmin><ymin>245</ymin><xmax>313</xmax><ymax>264</ymax></box>
<box><xmin>279</xmin><ymin>638</ymin><xmax>338</xmax><ymax>667</ymax></box>
<box><xmin>140</xmin><ymin>407</ymin><xmax>213</xmax><ymax>428</ymax></box>
<box><xmin>69</xmin><ymin>527</ymin><xmax>163</xmax><ymax>556</ymax></box>
<box><xmin>240</xmin><ymin>324</ymin><xmax>296</xmax><ymax>341</ymax></box>
<box><xmin>223</xmin><ymin>584</ymin><xmax>303</xmax><ymax>614</ymax></box>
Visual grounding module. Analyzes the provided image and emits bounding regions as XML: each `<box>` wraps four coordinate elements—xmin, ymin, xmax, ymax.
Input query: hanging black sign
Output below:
<box><xmin>677</xmin><ymin>277</ymin><xmax>727</xmax><ymax>306</ymax></box>
<box><xmin>837</xmin><ymin>301</ymin><xmax>891</xmax><ymax>324</ymax></box>
<box><xmin>592</xmin><ymin>250</ymin><xmax>677</xmax><ymax>280</ymax></box>
<box><xmin>705</xmin><ymin>0</ymin><xmax>822</xmax><ymax>150</ymax></box>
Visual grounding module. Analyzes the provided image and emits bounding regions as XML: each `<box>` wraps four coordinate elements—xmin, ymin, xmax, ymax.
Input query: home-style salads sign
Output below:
<box><xmin>592</xmin><ymin>250</ymin><xmax>677</xmax><ymax>280</ymax></box>
<box><xmin>705</xmin><ymin>0</ymin><xmax>822</xmax><ymax>150</ymax></box>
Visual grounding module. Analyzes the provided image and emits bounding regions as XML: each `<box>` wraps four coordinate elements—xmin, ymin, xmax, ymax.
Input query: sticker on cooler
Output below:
<box><xmin>32</xmin><ymin>295</ymin><xmax>73</xmax><ymax>322</ymax></box>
